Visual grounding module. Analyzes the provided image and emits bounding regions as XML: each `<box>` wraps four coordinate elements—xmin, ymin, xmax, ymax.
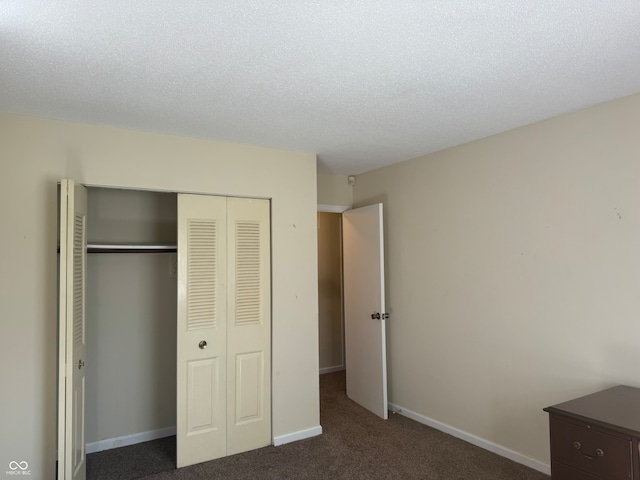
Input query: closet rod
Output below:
<box><xmin>87</xmin><ymin>244</ymin><xmax>177</xmax><ymax>254</ymax></box>
<box><xmin>57</xmin><ymin>244</ymin><xmax>177</xmax><ymax>253</ymax></box>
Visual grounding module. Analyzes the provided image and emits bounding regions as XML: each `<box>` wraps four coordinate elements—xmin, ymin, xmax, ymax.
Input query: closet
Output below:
<box><xmin>58</xmin><ymin>182</ymin><xmax>271</xmax><ymax>479</ymax></box>
<box><xmin>85</xmin><ymin>187</ymin><xmax>178</xmax><ymax>457</ymax></box>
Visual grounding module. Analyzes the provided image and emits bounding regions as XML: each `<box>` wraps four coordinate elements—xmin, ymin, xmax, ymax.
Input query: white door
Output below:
<box><xmin>176</xmin><ymin>194</ymin><xmax>228</xmax><ymax>468</ymax></box>
<box><xmin>58</xmin><ymin>179</ymin><xmax>88</xmax><ymax>480</ymax></box>
<box><xmin>226</xmin><ymin>197</ymin><xmax>271</xmax><ymax>455</ymax></box>
<box><xmin>177</xmin><ymin>194</ymin><xmax>271</xmax><ymax>467</ymax></box>
<box><xmin>343</xmin><ymin>203</ymin><xmax>388</xmax><ymax>419</ymax></box>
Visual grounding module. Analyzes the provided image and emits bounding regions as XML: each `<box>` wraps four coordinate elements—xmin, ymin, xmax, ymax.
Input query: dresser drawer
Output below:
<box><xmin>550</xmin><ymin>416</ymin><xmax>632</xmax><ymax>480</ymax></box>
<box><xmin>552</xmin><ymin>461</ymin><xmax>609</xmax><ymax>480</ymax></box>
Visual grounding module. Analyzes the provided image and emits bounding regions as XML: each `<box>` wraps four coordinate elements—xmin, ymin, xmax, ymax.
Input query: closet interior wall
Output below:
<box><xmin>85</xmin><ymin>187</ymin><xmax>178</xmax><ymax>449</ymax></box>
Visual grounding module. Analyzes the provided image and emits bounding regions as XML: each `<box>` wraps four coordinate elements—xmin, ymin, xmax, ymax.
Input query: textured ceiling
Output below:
<box><xmin>2</xmin><ymin>2</ymin><xmax>640</xmax><ymax>174</ymax></box>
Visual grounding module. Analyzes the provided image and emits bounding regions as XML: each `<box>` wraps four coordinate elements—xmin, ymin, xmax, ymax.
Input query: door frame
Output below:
<box><xmin>57</xmin><ymin>182</ymin><xmax>275</xmax><ymax>473</ymax></box>
<box><xmin>317</xmin><ymin>205</ymin><xmax>350</xmax><ymax>375</ymax></box>
<box><xmin>317</xmin><ymin>203</ymin><xmax>389</xmax><ymax>419</ymax></box>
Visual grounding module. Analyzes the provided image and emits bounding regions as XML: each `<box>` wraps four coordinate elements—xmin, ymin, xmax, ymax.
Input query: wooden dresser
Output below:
<box><xmin>544</xmin><ymin>386</ymin><xmax>640</xmax><ymax>480</ymax></box>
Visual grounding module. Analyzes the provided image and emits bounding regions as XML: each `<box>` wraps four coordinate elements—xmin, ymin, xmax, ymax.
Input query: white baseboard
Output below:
<box><xmin>319</xmin><ymin>365</ymin><xmax>345</xmax><ymax>375</ymax></box>
<box><xmin>88</xmin><ymin>424</ymin><xmax>324</xmax><ymax>453</ymax></box>
<box><xmin>86</xmin><ymin>426</ymin><xmax>176</xmax><ymax>454</ymax></box>
<box><xmin>388</xmin><ymin>403</ymin><xmax>550</xmax><ymax>476</ymax></box>
<box><xmin>273</xmin><ymin>426</ymin><xmax>323</xmax><ymax>446</ymax></box>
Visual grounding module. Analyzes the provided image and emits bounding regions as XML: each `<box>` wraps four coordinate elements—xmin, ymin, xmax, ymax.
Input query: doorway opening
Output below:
<box><xmin>316</xmin><ymin>203</ymin><xmax>389</xmax><ymax>422</ymax></box>
<box><xmin>317</xmin><ymin>211</ymin><xmax>345</xmax><ymax>376</ymax></box>
<box><xmin>84</xmin><ymin>187</ymin><xmax>178</xmax><ymax>476</ymax></box>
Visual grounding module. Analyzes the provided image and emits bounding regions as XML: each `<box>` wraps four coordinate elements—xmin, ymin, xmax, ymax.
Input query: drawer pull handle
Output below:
<box><xmin>572</xmin><ymin>441</ymin><xmax>604</xmax><ymax>460</ymax></box>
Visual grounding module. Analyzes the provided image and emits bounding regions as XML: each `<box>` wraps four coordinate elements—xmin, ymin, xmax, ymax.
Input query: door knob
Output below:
<box><xmin>199</xmin><ymin>340</ymin><xmax>207</xmax><ymax>349</ymax></box>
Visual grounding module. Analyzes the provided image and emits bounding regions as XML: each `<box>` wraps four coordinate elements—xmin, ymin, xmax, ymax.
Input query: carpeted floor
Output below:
<box><xmin>88</xmin><ymin>372</ymin><xmax>550</xmax><ymax>479</ymax></box>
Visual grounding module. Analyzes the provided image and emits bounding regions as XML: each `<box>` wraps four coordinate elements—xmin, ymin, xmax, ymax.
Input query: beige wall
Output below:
<box><xmin>317</xmin><ymin>212</ymin><xmax>344</xmax><ymax>371</ymax></box>
<box><xmin>317</xmin><ymin>173</ymin><xmax>353</xmax><ymax>206</ymax></box>
<box><xmin>85</xmin><ymin>188</ymin><xmax>177</xmax><ymax>445</ymax></box>
<box><xmin>0</xmin><ymin>114</ymin><xmax>320</xmax><ymax>478</ymax></box>
<box><xmin>354</xmin><ymin>93</ymin><xmax>640</xmax><ymax>466</ymax></box>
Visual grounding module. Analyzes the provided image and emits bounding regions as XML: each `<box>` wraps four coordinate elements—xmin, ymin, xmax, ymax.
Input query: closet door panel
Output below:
<box><xmin>58</xmin><ymin>179</ymin><xmax>88</xmax><ymax>480</ymax></box>
<box><xmin>177</xmin><ymin>194</ymin><xmax>228</xmax><ymax>468</ymax></box>
<box><xmin>234</xmin><ymin>351</ymin><xmax>265</xmax><ymax>425</ymax></box>
<box><xmin>226</xmin><ymin>197</ymin><xmax>271</xmax><ymax>455</ymax></box>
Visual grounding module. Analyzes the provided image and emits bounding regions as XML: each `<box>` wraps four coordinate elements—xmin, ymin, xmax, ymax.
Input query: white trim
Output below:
<box><xmin>318</xmin><ymin>204</ymin><xmax>351</xmax><ymax>213</ymax></box>
<box><xmin>273</xmin><ymin>426</ymin><xmax>323</xmax><ymax>446</ymax></box>
<box><xmin>86</xmin><ymin>426</ymin><xmax>176</xmax><ymax>454</ymax></box>
<box><xmin>319</xmin><ymin>365</ymin><xmax>345</xmax><ymax>375</ymax></box>
<box><xmin>388</xmin><ymin>403</ymin><xmax>550</xmax><ymax>475</ymax></box>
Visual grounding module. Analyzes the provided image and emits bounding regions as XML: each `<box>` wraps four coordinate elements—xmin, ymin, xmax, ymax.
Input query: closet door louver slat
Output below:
<box><xmin>187</xmin><ymin>220</ymin><xmax>217</xmax><ymax>330</ymax></box>
<box><xmin>235</xmin><ymin>221</ymin><xmax>262</xmax><ymax>326</ymax></box>
<box><xmin>73</xmin><ymin>214</ymin><xmax>85</xmax><ymax>346</ymax></box>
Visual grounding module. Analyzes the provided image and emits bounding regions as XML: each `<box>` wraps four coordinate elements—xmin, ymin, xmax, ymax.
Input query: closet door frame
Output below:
<box><xmin>57</xmin><ymin>182</ymin><xmax>274</xmax><ymax>474</ymax></box>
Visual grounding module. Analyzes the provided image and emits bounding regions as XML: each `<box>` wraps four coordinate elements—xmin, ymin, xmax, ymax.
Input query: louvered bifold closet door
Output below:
<box><xmin>58</xmin><ymin>179</ymin><xmax>88</xmax><ymax>480</ymax></box>
<box><xmin>176</xmin><ymin>194</ymin><xmax>228</xmax><ymax>468</ymax></box>
<box><xmin>226</xmin><ymin>197</ymin><xmax>271</xmax><ymax>455</ymax></box>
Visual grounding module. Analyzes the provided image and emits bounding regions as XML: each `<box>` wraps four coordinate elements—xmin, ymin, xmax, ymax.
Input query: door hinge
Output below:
<box><xmin>371</xmin><ymin>312</ymin><xmax>389</xmax><ymax>320</ymax></box>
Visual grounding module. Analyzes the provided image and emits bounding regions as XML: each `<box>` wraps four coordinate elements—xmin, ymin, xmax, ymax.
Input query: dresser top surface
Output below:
<box><xmin>544</xmin><ymin>385</ymin><xmax>640</xmax><ymax>435</ymax></box>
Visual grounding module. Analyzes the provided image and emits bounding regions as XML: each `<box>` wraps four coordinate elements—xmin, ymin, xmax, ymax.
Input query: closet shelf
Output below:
<box><xmin>87</xmin><ymin>244</ymin><xmax>177</xmax><ymax>253</ymax></box>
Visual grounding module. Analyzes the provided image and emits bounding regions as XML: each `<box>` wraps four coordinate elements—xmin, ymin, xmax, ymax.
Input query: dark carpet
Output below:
<box><xmin>88</xmin><ymin>372</ymin><xmax>549</xmax><ymax>479</ymax></box>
